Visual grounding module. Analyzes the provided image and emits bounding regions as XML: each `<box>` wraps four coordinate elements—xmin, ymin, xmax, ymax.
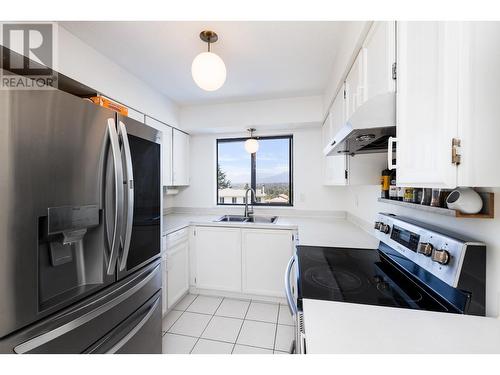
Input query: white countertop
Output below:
<box><xmin>276</xmin><ymin>216</ymin><xmax>378</xmax><ymax>249</ymax></box>
<box><xmin>303</xmin><ymin>298</ymin><xmax>500</xmax><ymax>353</ymax></box>
<box><xmin>163</xmin><ymin>213</ymin><xmax>378</xmax><ymax>249</ymax></box>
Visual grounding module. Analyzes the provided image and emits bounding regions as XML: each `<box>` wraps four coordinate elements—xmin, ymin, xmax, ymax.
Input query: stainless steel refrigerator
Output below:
<box><xmin>0</xmin><ymin>87</ymin><xmax>163</xmax><ymax>353</ymax></box>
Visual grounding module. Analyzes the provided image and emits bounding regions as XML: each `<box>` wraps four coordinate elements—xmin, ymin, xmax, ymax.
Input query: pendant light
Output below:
<box><xmin>244</xmin><ymin>128</ymin><xmax>259</xmax><ymax>154</ymax></box>
<box><xmin>191</xmin><ymin>30</ymin><xmax>226</xmax><ymax>91</ymax></box>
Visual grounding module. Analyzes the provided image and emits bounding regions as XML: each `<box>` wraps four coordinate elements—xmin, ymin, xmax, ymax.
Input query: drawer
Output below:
<box><xmin>165</xmin><ymin>227</ymin><xmax>189</xmax><ymax>249</ymax></box>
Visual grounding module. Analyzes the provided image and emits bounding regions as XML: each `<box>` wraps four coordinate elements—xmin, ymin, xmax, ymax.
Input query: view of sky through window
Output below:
<box><xmin>217</xmin><ymin>137</ymin><xmax>292</xmax><ymax>205</ymax></box>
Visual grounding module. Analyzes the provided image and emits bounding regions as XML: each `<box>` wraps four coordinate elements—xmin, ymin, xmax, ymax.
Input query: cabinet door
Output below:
<box><xmin>241</xmin><ymin>229</ymin><xmax>293</xmax><ymax>297</ymax></box>
<box><xmin>145</xmin><ymin>116</ymin><xmax>173</xmax><ymax>186</ymax></box>
<box><xmin>162</xmin><ymin>127</ymin><xmax>173</xmax><ymax>186</ymax></box>
<box><xmin>172</xmin><ymin>129</ymin><xmax>190</xmax><ymax>186</ymax></box>
<box><xmin>396</xmin><ymin>22</ymin><xmax>459</xmax><ymax>188</ymax></box>
<box><xmin>363</xmin><ymin>21</ymin><xmax>396</xmax><ymax>101</ymax></box>
<box><xmin>321</xmin><ymin>112</ymin><xmax>333</xmax><ymax>149</ymax></box>
<box><xmin>457</xmin><ymin>22</ymin><xmax>500</xmax><ymax>187</ymax></box>
<box><xmin>345</xmin><ymin>49</ymin><xmax>367</xmax><ymax>121</ymax></box>
<box><xmin>166</xmin><ymin>241</ymin><xmax>189</xmax><ymax>310</ymax></box>
<box><xmin>348</xmin><ymin>153</ymin><xmax>387</xmax><ymax>185</ymax></box>
<box><xmin>161</xmin><ymin>256</ymin><xmax>167</xmax><ymax>316</ymax></box>
<box><xmin>323</xmin><ymin>89</ymin><xmax>348</xmax><ymax>186</ymax></box>
<box><xmin>194</xmin><ymin>227</ymin><xmax>241</xmax><ymax>292</ymax></box>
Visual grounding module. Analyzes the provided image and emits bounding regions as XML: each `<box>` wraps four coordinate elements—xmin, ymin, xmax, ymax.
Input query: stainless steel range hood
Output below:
<box><xmin>323</xmin><ymin>92</ymin><xmax>396</xmax><ymax>156</ymax></box>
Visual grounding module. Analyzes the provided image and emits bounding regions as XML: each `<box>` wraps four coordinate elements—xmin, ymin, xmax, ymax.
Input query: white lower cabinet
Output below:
<box><xmin>241</xmin><ymin>229</ymin><xmax>294</xmax><ymax>297</ymax></box>
<box><xmin>162</xmin><ymin>228</ymin><xmax>189</xmax><ymax>315</ymax></box>
<box><xmin>166</xmin><ymin>238</ymin><xmax>189</xmax><ymax>310</ymax></box>
<box><xmin>161</xmin><ymin>255</ymin><xmax>168</xmax><ymax>316</ymax></box>
<box><xmin>192</xmin><ymin>226</ymin><xmax>294</xmax><ymax>298</ymax></box>
<box><xmin>194</xmin><ymin>226</ymin><xmax>242</xmax><ymax>292</ymax></box>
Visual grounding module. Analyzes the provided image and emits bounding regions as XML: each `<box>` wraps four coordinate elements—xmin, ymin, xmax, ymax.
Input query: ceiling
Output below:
<box><xmin>60</xmin><ymin>21</ymin><xmax>346</xmax><ymax>106</ymax></box>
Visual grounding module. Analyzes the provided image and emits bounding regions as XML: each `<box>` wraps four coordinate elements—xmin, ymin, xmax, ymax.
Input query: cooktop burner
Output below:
<box><xmin>304</xmin><ymin>266</ymin><xmax>364</xmax><ymax>293</ymax></box>
<box><xmin>297</xmin><ymin>246</ymin><xmax>449</xmax><ymax>312</ymax></box>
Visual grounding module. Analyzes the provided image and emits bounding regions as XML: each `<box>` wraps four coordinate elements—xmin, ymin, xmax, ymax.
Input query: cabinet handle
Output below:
<box><xmin>388</xmin><ymin>137</ymin><xmax>397</xmax><ymax>170</ymax></box>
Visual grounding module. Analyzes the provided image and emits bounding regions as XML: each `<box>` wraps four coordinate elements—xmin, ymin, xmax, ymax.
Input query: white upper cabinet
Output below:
<box><xmin>396</xmin><ymin>22</ymin><xmax>459</xmax><ymax>188</ymax></box>
<box><xmin>146</xmin><ymin>117</ymin><xmax>190</xmax><ymax>187</ymax></box>
<box><xmin>322</xmin><ymin>101</ymin><xmax>348</xmax><ymax>186</ymax></box>
<box><xmin>363</xmin><ymin>21</ymin><xmax>396</xmax><ymax>101</ymax></box>
<box><xmin>162</xmin><ymin>127</ymin><xmax>173</xmax><ymax>186</ymax></box>
<box><xmin>172</xmin><ymin>129</ymin><xmax>190</xmax><ymax>186</ymax></box>
<box><xmin>456</xmin><ymin>22</ymin><xmax>500</xmax><ymax>187</ymax></box>
<box><xmin>345</xmin><ymin>48</ymin><xmax>367</xmax><ymax>121</ymax></box>
<box><xmin>145</xmin><ymin>116</ymin><xmax>173</xmax><ymax>186</ymax></box>
<box><xmin>323</xmin><ymin>79</ymin><xmax>386</xmax><ymax>186</ymax></box>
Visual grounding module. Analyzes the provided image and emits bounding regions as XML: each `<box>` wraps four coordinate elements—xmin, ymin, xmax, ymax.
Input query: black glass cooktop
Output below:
<box><xmin>297</xmin><ymin>246</ymin><xmax>454</xmax><ymax>313</ymax></box>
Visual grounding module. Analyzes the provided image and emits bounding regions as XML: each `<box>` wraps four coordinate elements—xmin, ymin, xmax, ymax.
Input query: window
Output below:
<box><xmin>216</xmin><ymin>135</ymin><xmax>293</xmax><ymax>206</ymax></box>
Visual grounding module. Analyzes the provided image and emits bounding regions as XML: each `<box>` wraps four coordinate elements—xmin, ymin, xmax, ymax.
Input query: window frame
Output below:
<box><xmin>216</xmin><ymin>135</ymin><xmax>294</xmax><ymax>207</ymax></box>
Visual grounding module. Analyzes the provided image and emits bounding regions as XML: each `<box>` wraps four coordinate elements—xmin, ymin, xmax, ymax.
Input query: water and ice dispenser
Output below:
<box><xmin>38</xmin><ymin>205</ymin><xmax>104</xmax><ymax>311</ymax></box>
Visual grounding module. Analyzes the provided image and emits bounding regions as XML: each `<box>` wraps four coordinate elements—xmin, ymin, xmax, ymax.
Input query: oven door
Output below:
<box><xmin>116</xmin><ymin>115</ymin><xmax>162</xmax><ymax>280</ymax></box>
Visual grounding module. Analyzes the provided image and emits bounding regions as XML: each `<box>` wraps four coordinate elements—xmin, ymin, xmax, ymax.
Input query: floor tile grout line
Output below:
<box><xmin>165</xmin><ymin>332</ymin><xmax>277</xmax><ymax>353</ymax></box>
<box><xmin>273</xmin><ymin>303</ymin><xmax>281</xmax><ymax>351</ymax></box>
<box><xmin>163</xmin><ymin>309</ymin><xmax>185</xmax><ymax>334</ymax></box>
<box><xmin>234</xmin><ymin>343</ymin><xmax>275</xmax><ymax>351</ymax></box>
<box><xmin>231</xmin><ymin>298</ymin><xmax>252</xmax><ymax>354</ymax></box>
<box><xmin>166</xmin><ymin>331</ymin><xmax>237</xmax><ymax>345</ymax></box>
<box><xmin>182</xmin><ymin>293</ymin><xmax>199</xmax><ymax>311</ymax></box>
<box><xmin>189</xmin><ymin>296</ymin><xmax>225</xmax><ymax>354</ymax></box>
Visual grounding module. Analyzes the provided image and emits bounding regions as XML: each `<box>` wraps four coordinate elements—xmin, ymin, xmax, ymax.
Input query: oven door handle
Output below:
<box><xmin>285</xmin><ymin>256</ymin><xmax>298</xmax><ymax>316</ymax></box>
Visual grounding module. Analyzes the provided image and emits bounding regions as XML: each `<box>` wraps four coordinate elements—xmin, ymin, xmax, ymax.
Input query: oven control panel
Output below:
<box><xmin>373</xmin><ymin>213</ymin><xmax>483</xmax><ymax>288</ymax></box>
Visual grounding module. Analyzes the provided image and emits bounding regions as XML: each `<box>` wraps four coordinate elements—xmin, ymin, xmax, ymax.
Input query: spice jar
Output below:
<box><xmin>430</xmin><ymin>188</ymin><xmax>441</xmax><ymax>207</ymax></box>
<box><xmin>403</xmin><ymin>187</ymin><xmax>414</xmax><ymax>203</ymax></box>
<box><xmin>420</xmin><ymin>188</ymin><xmax>432</xmax><ymax>205</ymax></box>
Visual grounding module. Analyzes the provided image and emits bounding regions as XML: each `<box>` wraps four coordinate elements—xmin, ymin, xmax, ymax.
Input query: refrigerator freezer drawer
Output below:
<box><xmin>0</xmin><ymin>260</ymin><xmax>161</xmax><ymax>354</ymax></box>
<box><xmin>84</xmin><ymin>294</ymin><xmax>161</xmax><ymax>354</ymax></box>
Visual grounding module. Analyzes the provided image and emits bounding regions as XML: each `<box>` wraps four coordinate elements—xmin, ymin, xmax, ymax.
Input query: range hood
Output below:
<box><xmin>324</xmin><ymin>92</ymin><xmax>396</xmax><ymax>156</ymax></box>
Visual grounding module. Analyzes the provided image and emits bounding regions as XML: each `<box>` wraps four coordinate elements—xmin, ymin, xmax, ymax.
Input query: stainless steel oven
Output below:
<box><xmin>285</xmin><ymin>213</ymin><xmax>486</xmax><ymax>354</ymax></box>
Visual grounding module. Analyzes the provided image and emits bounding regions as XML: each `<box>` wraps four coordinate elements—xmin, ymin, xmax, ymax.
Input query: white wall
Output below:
<box><xmin>174</xmin><ymin>126</ymin><xmax>349</xmax><ymax>212</ymax></box>
<box><xmin>347</xmin><ymin>185</ymin><xmax>500</xmax><ymax>318</ymax></box>
<box><xmin>56</xmin><ymin>24</ymin><xmax>179</xmax><ymax>127</ymax></box>
<box><xmin>179</xmin><ymin>95</ymin><xmax>323</xmax><ymax>134</ymax></box>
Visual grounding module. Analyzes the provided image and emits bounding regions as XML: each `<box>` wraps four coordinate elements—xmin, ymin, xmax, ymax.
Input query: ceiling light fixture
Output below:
<box><xmin>191</xmin><ymin>30</ymin><xmax>226</xmax><ymax>91</ymax></box>
<box><xmin>244</xmin><ymin>128</ymin><xmax>259</xmax><ymax>154</ymax></box>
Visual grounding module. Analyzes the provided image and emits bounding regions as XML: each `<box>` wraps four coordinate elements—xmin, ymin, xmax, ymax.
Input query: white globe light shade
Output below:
<box><xmin>244</xmin><ymin>138</ymin><xmax>259</xmax><ymax>154</ymax></box>
<box><xmin>191</xmin><ymin>51</ymin><xmax>226</xmax><ymax>91</ymax></box>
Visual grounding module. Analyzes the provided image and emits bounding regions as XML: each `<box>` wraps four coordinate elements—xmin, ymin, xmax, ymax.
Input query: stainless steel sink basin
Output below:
<box><xmin>214</xmin><ymin>215</ymin><xmax>278</xmax><ymax>224</ymax></box>
<box><xmin>215</xmin><ymin>215</ymin><xmax>249</xmax><ymax>222</ymax></box>
<box><xmin>245</xmin><ymin>216</ymin><xmax>278</xmax><ymax>224</ymax></box>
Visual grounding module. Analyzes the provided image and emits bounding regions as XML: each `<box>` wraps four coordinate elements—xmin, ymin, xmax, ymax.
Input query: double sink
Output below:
<box><xmin>214</xmin><ymin>215</ymin><xmax>278</xmax><ymax>224</ymax></box>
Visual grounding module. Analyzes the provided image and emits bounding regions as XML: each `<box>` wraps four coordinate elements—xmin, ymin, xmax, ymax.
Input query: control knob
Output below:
<box><xmin>379</xmin><ymin>224</ymin><xmax>391</xmax><ymax>234</ymax></box>
<box><xmin>374</xmin><ymin>221</ymin><xmax>382</xmax><ymax>230</ymax></box>
<box><xmin>417</xmin><ymin>242</ymin><xmax>434</xmax><ymax>256</ymax></box>
<box><xmin>431</xmin><ymin>249</ymin><xmax>450</xmax><ymax>265</ymax></box>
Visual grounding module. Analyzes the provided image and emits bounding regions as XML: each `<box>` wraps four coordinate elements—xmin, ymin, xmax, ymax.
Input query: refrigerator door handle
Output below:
<box><xmin>106</xmin><ymin>118</ymin><xmax>124</xmax><ymax>275</ymax></box>
<box><xmin>104</xmin><ymin>296</ymin><xmax>160</xmax><ymax>354</ymax></box>
<box><xmin>117</xmin><ymin>121</ymin><xmax>134</xmax><ymax>272</ymax></box>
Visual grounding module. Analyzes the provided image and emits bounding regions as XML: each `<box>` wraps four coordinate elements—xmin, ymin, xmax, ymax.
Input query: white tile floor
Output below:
<box><xmin>161</xmin><ymin>294</ymin><xmax>294</xmax><ymax>354</ymax></box>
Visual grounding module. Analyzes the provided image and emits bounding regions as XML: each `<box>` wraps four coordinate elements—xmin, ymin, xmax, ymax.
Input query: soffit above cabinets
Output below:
<box><xmin>59</xmin><ymin>21</ymin><xmax>354</xmax><ymax>105</ymax></box>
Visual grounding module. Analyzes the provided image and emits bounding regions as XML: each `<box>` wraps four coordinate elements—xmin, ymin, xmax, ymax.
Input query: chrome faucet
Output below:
<box><xmin>244</xmin><ymin>188</ymin><xmax>256</xmax><ymax>218</ymax></box>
